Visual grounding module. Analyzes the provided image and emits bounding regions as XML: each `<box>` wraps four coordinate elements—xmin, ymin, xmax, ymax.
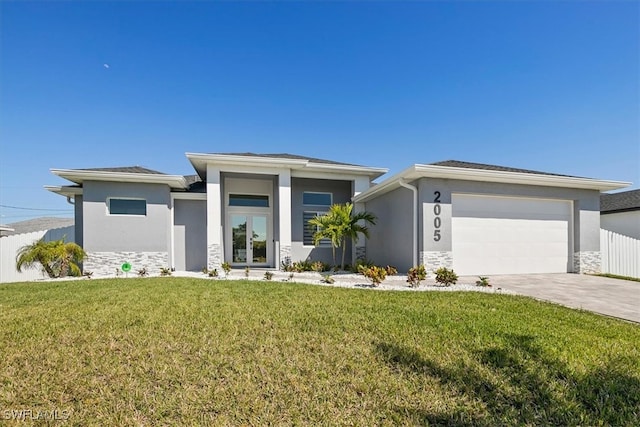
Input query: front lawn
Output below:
<box><xmin>1</xmin><ymin>278</ymin><xmax>638</xmax><ymax>425</ymax></box>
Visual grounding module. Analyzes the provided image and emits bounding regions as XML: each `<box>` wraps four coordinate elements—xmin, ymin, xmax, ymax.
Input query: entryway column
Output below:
<box><xmin>207</xmin><ymin>165</ymin><xmax>223</xmax><ymax>269</ymax></box>
<box><xmin>278</xmin><ymin>170</ymin><xmax>292</xmax><ymax>268</ymax></box>
<box><xmin>352</xmin><ymin>176</ymin><xmax>370</xmax><ymax>262</ymax></box>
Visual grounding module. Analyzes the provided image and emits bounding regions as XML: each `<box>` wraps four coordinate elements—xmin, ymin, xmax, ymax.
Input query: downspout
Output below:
<box><xmin>399</xmin><ymin>179</ymin><xmax>418</xmax><ymax>267</ymax></box>
<box><xmin>66</xmin><ymin>196</ymin><xmax>74</xmax><ymax>205</ymax></box>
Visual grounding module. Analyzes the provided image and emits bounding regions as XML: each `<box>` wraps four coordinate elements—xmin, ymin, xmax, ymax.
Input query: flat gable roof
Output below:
<box><xmin>354</xmin><ymin>160</ymin><xmax>630</xmax><ymax>202</ymax></box>
<box><xmin>186</xmin><ymin>152</ymin><xmax>388</xmax><ymax>180</ymax></box>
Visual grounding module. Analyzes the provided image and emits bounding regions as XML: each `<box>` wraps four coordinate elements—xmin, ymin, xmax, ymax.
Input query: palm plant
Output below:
<box><xmin>308</xmin><ymin>203</ymin><xmax>376</xmax><ymax>269</ymax></box>
<box><xmin>16</xmin><ymin>239</ymin><xmax>86</xmax><ymax>278</ymax></box>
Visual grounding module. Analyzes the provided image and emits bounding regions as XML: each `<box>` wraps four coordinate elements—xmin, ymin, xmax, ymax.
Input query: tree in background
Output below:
<box><xmin>16</xmin><ymin>239</ymin><xmax>86</xmax><ymax>278</ymax></box>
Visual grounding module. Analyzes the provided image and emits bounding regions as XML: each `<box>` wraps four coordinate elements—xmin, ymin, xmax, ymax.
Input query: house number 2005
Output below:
<box><xmin>433</xmin><ymin>191</ymin><xmax>442</xmax><ymax>241</ymax></box>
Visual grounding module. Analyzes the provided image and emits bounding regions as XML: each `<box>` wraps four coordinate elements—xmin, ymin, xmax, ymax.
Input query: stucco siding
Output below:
<box><xmin>74</xmin><ymin>195</ymin><xmax>83</xmax><ymax>248</ymax></box>
<box><xmin>82</xmin><ymin>181</ymin><xmax>171</xmax><ymax>253</ymax></box>
<box><xmin>173</xmin><ymin>199</ymin><xmax>207</xmax><ymax>271</ymax></box>
<box><xmin>365</xmin><ymin>186</ymin><xmax>414</xmax><ymax>272</ymax></box>
<box><xmin>601</xmin><ymin>211</ymin><xmax>640</xmax><ymax>239</ymax></box>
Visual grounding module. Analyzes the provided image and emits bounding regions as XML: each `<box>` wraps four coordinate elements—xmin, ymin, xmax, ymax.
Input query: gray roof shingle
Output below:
<box><xmin>601</xmin><ymin>189</ymin><xmax>640</xmax><ymax>213</ymax></box>
<box><xmin>429</xmin><ymin>160</ymin><xmax>581</xmax><ymax>178</ymax></box>
<box><xmin>75</xmin><ymin>166</ymin><xmax>167</xmax><ymax>174</ymax></box>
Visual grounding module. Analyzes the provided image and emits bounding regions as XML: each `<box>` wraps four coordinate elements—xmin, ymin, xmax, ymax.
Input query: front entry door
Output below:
<box><xmin>230</xmin><ymin>214</ymin><xmax>269</xmax><ymax>266</ymax></box>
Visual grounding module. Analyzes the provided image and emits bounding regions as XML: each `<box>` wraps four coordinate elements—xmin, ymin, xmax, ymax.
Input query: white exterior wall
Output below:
<box><xmin>601</xmin><ymin>211</ymin><xmax>640</xmax><ymax>239</ymax></box>
<box><xmin>0</xmin><ymin>226</ymin><xmax>75</xmax><ymax>283</ymax></box>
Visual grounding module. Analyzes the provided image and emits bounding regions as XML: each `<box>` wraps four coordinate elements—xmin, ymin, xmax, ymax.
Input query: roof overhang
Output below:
<box><xmin>186</xmin><ymin>152</ymin><xmax>388</xmax><ymax>181</ymax></box>
<box><xmin>44</xmin><ymin>185</ymin><xmax>84</xmax><ymax>197</ymax></box>
<box><xmin>50</xmin><ymin>169</ymin><xmax>188</xmax><ymax>189</ymax></box>
<box><xmin>354</xmin><ymin>164</ymin><xmax>631</xmax><ymax>203</ymax></box>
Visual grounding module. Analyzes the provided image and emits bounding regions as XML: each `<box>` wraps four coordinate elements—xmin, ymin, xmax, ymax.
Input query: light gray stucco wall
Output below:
<box><xmin>82</xmin><ymin>181</ymin><xmax>171</xmax><ymax>274</ymax></box>
<box><xmin>417</xmin><ymin>178</ymin><xmax>602</xmax><ymax>273</ymax></box>
<box><xmin>173</xmin><ymin>199</ymin><xmax>207</xmax><ymax>271</ymax></box>
<box><xmin>291</xmin><ymin>178</ymin><xmax>352</xmax><ymax>265</ymax></box>
<box><xmin>364</xmin><ymin>185</ymin><xmax>414</xmax><ymax>272</ymax></box>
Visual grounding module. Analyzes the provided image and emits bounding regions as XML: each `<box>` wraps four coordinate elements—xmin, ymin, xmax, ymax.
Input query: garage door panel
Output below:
<box><xmin>452</xmin><ymin>195</ymin><xmax>571</xmax><ymax>275</ymax></box>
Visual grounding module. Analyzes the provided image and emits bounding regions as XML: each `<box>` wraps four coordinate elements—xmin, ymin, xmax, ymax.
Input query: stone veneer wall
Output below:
<box><xmin>208</xmin><ymin>244</ymin><xmax>222</xmax><ymax>270</ymax></box>
<box><xmin>573</xmin><ymin>251</ymin><xmax>601</xmax><ymax>274</ymax></box>
<box><xmin>421</xmin><ymin>251</ymin><xmax>453</xmax><ymax>273</ymax></box>
<box><xmin>279</xmin><ymin>244</ymin><xmax>292</xmax><ymax>270</ymax></box>
<box><xmin>85</xmin><ymin>251</ymin><xmax>169</xmax><ymax>276</ymax></box>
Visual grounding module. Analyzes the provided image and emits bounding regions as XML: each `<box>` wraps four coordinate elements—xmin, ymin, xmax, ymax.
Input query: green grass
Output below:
<box><xmin>593</xmin><ymin>273</ymin><xmax>640</xmax><ymax>282</ymax></box>
<box><xmin>1</xmin><ymin>278</ymin><xmax>639</xmax><ymax>426</ymax></box>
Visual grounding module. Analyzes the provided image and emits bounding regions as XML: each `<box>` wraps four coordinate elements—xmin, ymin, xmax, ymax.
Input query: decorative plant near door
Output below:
<box><xmin>221</xmin><ymin>262</ymin><xmax>231</xmax><ymax>276</ymax></box>
<box><xmin>407</xmin><ymin>265</ymin><xmax>427</xmax><ymax>287</ymax></box>
<box><xmin>308</xmin><ymin>203</ymin><xmax>376</xmax><ymax>269</ymax></box>
<box><xmin>434</xmin><ymin>267</ymin><xmax>458</xmax><ymax>286</ymax></box>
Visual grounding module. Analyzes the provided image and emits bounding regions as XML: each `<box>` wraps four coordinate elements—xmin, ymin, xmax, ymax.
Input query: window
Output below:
<box><xmin>303</xmin><ymin>211</ymin><xmax>331</xmax><ymax>247</ymax></box>
<box><xmin>229</xmin><ymin>194</ymin><xmax>269</xmax><ymax>207</ymax></box>
<box><xmin>303</xmin><ymin>192</ymin><xmax>332</xmax><ymax>206</ymax></box>
<box><xmin>108</xmin><ymin>198</ymin><xmax>146</xmax><ymax>216</ymax></box>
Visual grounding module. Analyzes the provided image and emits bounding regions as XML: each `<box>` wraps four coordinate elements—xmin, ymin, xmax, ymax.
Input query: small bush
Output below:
<box><xmin>160</xmin><ymin>267</ymin><xmax>172</xmax><ymax>276</ymax></box>
<box><xmin>385</xmin><ymin>265</ymin><xmax>398</xmax><ymax>276</ymax></box>
<box><xmin>208</xmin><ymin>269</ymin><xmax>218</xmax><ymax>278</ymax></box>
<box><xmin>321</xmin><ymin>274</ymin><xmax>335</xmax><ymax>284</ymax></box>
<box><xmin>293</xmin><ymin>260</ymin><xmax>312</xmax><ymax>273</ymax></box>
<box><xmin>264</xmin><ymin>271</ymin><xmax>274</xmax><ymax>281</ymax></box>
<box><xmin>244</xmin><ymin>266</ymin><xmax>250</xmax><ymax>278</ymax></box>
<box><xmin>137</xmin><ymin>268</ymin><xmax>148</xmax><ymax>277</ymax></box>
<box><xmin>435</xmin><ymin>267</ymin><xmax>458</xmax><ymax>286</ymax></box>
<box><xmin>221</xmin><ymin>262</ymin><xmax>231</xmax><ymax>275</ymax></box>
<box><xmin>281</xmin><ymin>259</ymin><xmax>293</xmax><ymax>272</ymax></box>
<box><xmin>360</xmin><ymin>265</ymin><xmax>387</xmax><ymax>286</ymax></box>
<box><xmin>311</xmin><ymin>261</ymin><xmax>331</xmax><ymax>272</ymax></box>
<box><xmin>476</xmin><ymin>276</ymin><xmax>490</xmax><ymax>287</ymax></box>
<box><xmin>83</xmin><ymin>271</ymin><xmax>93</xmax><ymax>278</ymax></box>
<box><xmin>407</xmin><ymin>265</ymin><xmax>427</xmax><ymax>287</ymax></box>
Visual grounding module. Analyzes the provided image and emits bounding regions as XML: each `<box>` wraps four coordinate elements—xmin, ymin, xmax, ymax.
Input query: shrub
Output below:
<box><xmin>244</xmin><ymin>266</ymin><xmax>250</xmax><ymax>278</ymax></box>
<box><xmin>221</xmin><ymin>262</ymin><xmax>231</xmax><ymax>275</ymax></box>
<box><xmin>293</xmin><ymin>260</ymin><xmax>313</xmax><ymax>273</ymax></box>
<box><xmin>360</xmin><ymin>265</ymin><xmax>387</xmax><ymax>286</ymax></box>
<box><xmin>321</xmin><ymin>274</ymin><xmax>335</xmax><ymax>284</ymax></box>
<box><xmin>435</xmin><ymin>267</ymin><xmax>458</xmax><ymax>286</ymax></box>
<box><xmin>407</xmin><ymin>265</ymin><xmax>427</xmax><ymax>287</ymax></box>
<box><xmin>311</xmin><ymin>261</ymin><xmax>330</xmax><ymax>272</ymax></box>
<box><xmin>281</xmin><ymin>259</ymin><xmax>294</xmax><ymax>272</ymax></box>
<box><xmin>83</xmin><ymin>271</ymin><xmax>93</xmax><ymax>278</ymax></box>
<box><xmin>385</xmin><ymin>265</ymin><xmax>398</xmax><ymax>276</ymax></box>
<box><xmin>208</xmin><ymin>269</ymin><xmax>218</xmax><ymax>278</ymax></box>
<box><xmin>476</xmin><ymin>276</ymin><xmax>490</xmax><ymax>287</ymax></box>
<box><xmin>264</xmin><ymin>271</ymin><xmax>274</xmax><ymax>281</ymax></box>
<box><xmin>137</xmin><ymin>268</ymin><xmax>148</xmax><ymax>277</ymax></box>
<box><xmin>160</xmin><ymin>267</ymin><xmax>172</xmax><ymax>276</ymax></box>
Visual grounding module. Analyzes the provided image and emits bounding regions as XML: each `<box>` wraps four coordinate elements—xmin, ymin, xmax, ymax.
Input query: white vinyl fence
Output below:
<box><xmin>0</xmin><ymin>226</ymin><xmax>75</xmax><ymax>283</ymax></box>
<box><xmin>601</xmin><ymin>229</ymin><xmax>640</xmax><ymax>279</ymax></box>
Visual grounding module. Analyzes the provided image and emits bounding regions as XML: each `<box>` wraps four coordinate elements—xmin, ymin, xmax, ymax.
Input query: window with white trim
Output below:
<box><xmin>303</xmin><ymin>211</ymin><xmax>331</xmax><ymax>247</ymax></box>
<box><xmin>108</xmin><ymin>198</ymin><xmax>146</xmax><ymax>216</ymax></box>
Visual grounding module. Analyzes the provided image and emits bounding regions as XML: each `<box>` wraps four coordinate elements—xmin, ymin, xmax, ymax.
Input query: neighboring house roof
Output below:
<box><xmin>601</xmin><ymin>189</ymin><xmax>640</xmax><ymax>214</ymax></box>
<box><xmin>186</xmin><ymin>152</ymin><xmax>388</xmax><ymax>181</ymax></box>
<box><xmin>0</xmin><ymin>225</ymin><xmax>15</xmax><ymax>237</ymax></box>
<box><xmin>4</xmin><ymin>217</ymin><xmax>74</xmax><ymax>236</ymax></box>
<box><xmin>354</xmin><ymin>160</ymin><xmax>630</xmax><ymax>203</ymax></box>
<box><xmin>430</xmin><ymin>160</ymin><xmax>580</xmax><ymax>178</ymax></box>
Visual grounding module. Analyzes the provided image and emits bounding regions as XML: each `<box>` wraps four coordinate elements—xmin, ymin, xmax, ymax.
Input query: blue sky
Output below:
<box><xmin>1</xmin><ymin>1</ymin><xmax>638</xmax><ymax>223</ymax></box>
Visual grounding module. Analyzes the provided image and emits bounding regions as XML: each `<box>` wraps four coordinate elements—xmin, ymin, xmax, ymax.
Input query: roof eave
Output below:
<box><xmin>354</xmin><ymin>165</ymin><xmax>630</xmax><ymax>202</ymax></box>
<box><xmin>186</xmin><ymin>152</ymin><xmax>388</xmax><ymax>179</ymax></box>
<box><xmin>50</xmin><ymin>169</ymin><xmax>188</xmax><ymax>189</ymax></box>
<box><xmin>45</xmin><ymin>185</ymin><xmax>83</xmax><ymax>197</ymax></box>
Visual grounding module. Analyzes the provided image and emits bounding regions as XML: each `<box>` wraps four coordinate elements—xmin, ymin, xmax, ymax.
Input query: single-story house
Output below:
<box><xmin>600</xmin><ymin>189</ymin><xmax>640</xmax><ymax>239</ymax></box>
<box><xmin>46</xmin><ymin>153</ymin><xmax>629</xmax><ymax>276</ymax></box>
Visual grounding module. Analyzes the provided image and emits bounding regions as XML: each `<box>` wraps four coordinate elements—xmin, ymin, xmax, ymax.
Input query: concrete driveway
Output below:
<box><xmin>471</xmin><ymin>274</ymin><xmax>639</xmax><ymax>323</ymax></box>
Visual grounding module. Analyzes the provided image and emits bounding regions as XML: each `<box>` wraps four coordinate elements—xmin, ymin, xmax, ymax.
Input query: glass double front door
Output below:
<box><xmin>230</xmin><ymin>214</ymin><xmax>269</xmax><ymax>265</ymax></box>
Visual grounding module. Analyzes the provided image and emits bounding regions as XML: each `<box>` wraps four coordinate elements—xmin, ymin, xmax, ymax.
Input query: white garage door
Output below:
<box><xmin>452</xmin><ymin>194</ymin><xmax>572</xmax><ymax>275</ymax></box>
